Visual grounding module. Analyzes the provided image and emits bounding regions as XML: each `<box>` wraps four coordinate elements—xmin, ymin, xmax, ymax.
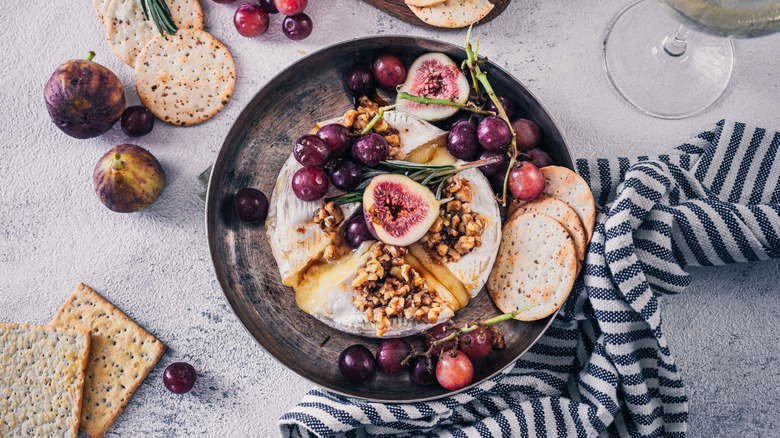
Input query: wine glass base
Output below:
<box><xmin>604</xmin><ymin>0</ymin><xmax>734</xmax><ymax>119</ymax></box>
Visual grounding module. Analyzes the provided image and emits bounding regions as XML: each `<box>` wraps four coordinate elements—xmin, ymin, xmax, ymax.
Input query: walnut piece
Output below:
<box><xmin>352</xmin><ymin>244</ymin><xmax>446</xmax><ymax>337</ymax></box>
<box><xmin>313</xmin><ymin>201</ymin><xmax>344</xmax><ymax>232</ymax></box>
<box><xmin>421</xmin><ymin>177</ymin><xmax>487</xmax><ymax>263</ymax></box>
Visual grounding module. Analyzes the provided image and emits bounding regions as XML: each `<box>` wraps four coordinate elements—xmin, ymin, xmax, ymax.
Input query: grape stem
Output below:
<box><xmin>360</xmin><ymin>104</ymin><xmax>397</xmax><ymax>136</ymax></box>
<box><xmin>400</xmin><ymin>304</ymin><xmax>539</xmax><ymax>367</ymax></box>
<box><xmin>396</xmin><ymin>92</ymin><xmax>495</xmax><ymax>116</ymax></box>
<box><xmin>463</xmin><ymin>25</ymin><xmax>524</xmax><ymax>206</ymax></box>
<box><xmin>86</xmin><ymin>51</ymin><xmax>96</xmax><ymax>61</ymax></box>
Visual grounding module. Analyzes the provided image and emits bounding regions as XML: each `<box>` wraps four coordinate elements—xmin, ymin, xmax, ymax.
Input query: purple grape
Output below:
<box><xmin>258</xmin><ymin>0</ymin><xmax>279</xmax><ymax>13</ymax></box>
<box><xmin>330</xmin><ymin>160</ymin><xmax>362</xmax><ymax>191</ymax></box>
<box><xmin>478</xmin><ymin>116</ymin><xmax>512</xmax><ymax>152</ymax></box>
<box><xmin>317</xmin><ymin>123</ymin><xmax>352</xmax><ymax>156</ymax></box>
<box><xmin>121</xmin><ymin>105</ymin><xmax>154</xmax><ymax>137</ymax></box>
<box><xmin>411</xmin><ymin>356</ymin><xmax>437</xmax><ymax>385</ymax></box>
<box><xmin>459</xmin><ymin>328</ymin><xmax>492</xmax><ymax>360</ymax></box>
<box><xmin>234</xmin><ymin>188</ymin><xmax>269</xmax><ymax>223</ymax></box>
<box><xmin>344</xmin><ymin>64</ymin><xmax>375</xmax><ymax>97</ymax></box>
<box><xmin>376</xmin><ymin>339</ymin><xmax>412</xmax><ymax>374</ymax></box>
<box><xmin>292</xmin><ymin>167</ymin><xmax>328</xmax><ymax>201</ymax></box>
<box><xmin>163</xmin><ymin>362</ymin><xmax>196</xmax><ymax>394</ymax></box>
<box><xmin>294</xmin><ymin>134</ymin><xmax>331</xmax><ymax>168</ymax></box>
<box><xmin>484</xmin><ymin>96</ymin><xmax>515</xmax><ymax>120</ymax></box>
<box><xmin>373</xmin><ymin>54</ymin><xmax>406</xmax><ymax>89</ymax></box>
<box><xmin>339</xmin><ymin>344</ymin><xmax>376</xmax><ymax>384</ymax></box>
<box><xmin>344</xmin><ymin>213</ymin><xmax>375</xmax><ymax>248</ymax></box>
<box><xmin>282</xmin><ymin>13</ymin><xmax>312</xmax><ymax>41</ymax></box>
<box><xmin>352</xmin><ymin>133</ymin><xmax>388</xmax><ymax>167</ymax></box>
<box><xmin>527</xmin><ymin>148</ymin><xmax>553</xmax><ymax>168</ymax></box>
<box><xmin>512</xmin><ymin>119</ymin><xmax>541</xmax><ymax>152</ymax></box>
<box><xmin>447</xmin><ymin>121</ymin><xmax>479</xmax><ymax>160</ymax></box>
<box><xmin>477</xmin><ymin>150</ymin><xmax>508</xmax><ymax>176</ymax></box>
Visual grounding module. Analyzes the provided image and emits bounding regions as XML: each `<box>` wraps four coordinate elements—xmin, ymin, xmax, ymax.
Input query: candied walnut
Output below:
<box><xmin>352</xmin><ymin>244</ymin><xmax>447</xmax><ymax>336</ymax></box>
<box><xmin>358</xmin><ymin>96</ymin><xmax>380</xmax><ymax>113</ymax></box>
<box><xmin>342</xmin><ymin>110</ymin><xmax>359</xmax><ymax>128</ymax></box>
<box><xmin>421</xmin><ymin>177</ymin><xmax>487</xmax><ymax>263</ymax></box>
<box><xmin>323</xmin><ymin>244</ymin><xmax>336</xmax><ymax>261</ymax></box>
<box><xmin>313</xmin><ymin>202</ymin><xmax>344</xmax><ymax>232</ymax></box>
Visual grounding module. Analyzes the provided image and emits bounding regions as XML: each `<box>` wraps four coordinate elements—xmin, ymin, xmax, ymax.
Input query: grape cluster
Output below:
<box><xmin>337</xmin><ymin>322</ymin><xmax>503</xmax><ymax>391</ymax></box>
<box><xmin>223</xmin><ymin>0</ymin><xmax>312</xmax><ymax>40</ymax></box>
<box><xmin>444</xmin><ymin>95</ymin><xmax>553</xmax><ymax>203</ymax></box>
<box><xmin>345</xmin><ymin>53</ymin><xmax>407</xmax><ymax>96</ymax></box>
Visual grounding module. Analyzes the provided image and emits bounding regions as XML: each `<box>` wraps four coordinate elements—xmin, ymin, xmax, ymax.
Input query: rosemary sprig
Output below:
<box><xmin>141</xmin><ymin>0</ymin><xmax>178</xmax><ymax>37</ymax></box>
<box><xmin>325</xmin><ymin>156</ymin><xmax>501</xmax><ymax>205</ymax></box>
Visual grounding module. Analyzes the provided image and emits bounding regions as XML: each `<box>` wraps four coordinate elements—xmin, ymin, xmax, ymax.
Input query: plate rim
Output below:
<box><xmin>205</xmin><ymin>34</ymin><xmax>572</xmax><ymax>402</ymax></box>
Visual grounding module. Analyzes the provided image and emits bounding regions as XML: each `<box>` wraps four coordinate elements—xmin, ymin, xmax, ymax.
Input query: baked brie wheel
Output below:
<box><xmin>266</xmin><ymin>110</ymin><xmax>501</xmax><ymax>337</ymax></box>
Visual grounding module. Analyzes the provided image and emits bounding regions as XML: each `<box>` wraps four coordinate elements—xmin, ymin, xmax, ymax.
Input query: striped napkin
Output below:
<box><xmin>278</xmin><ymin>120</ymin><xmax>780</xmax><ymax>437</ymax></box>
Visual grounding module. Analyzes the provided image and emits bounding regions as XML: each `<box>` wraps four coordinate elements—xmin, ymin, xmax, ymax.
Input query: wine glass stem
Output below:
<box><xmin>664</xmin><ymin>25</ymin><xmax>691</xmax><ymax>57</ymax></box>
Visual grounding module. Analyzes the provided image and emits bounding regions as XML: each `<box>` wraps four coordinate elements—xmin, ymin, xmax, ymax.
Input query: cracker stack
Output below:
<box><xmin>488</xmin><ymin>166</ymin><xmax>596</xmax><ymax>321</ymax></box>
<box><xmin>0</xmin><ymin>323</ymin><xmax>91</xmax><ymax>438</ymax></box>
<box><xmin>52</xmin><ymin>284</ymin><xmax>167</xmax><ymax>438</ymax></box>
<box><xmin>92</xmin><ymin>0</ymin><xmax>236</xmax><ymax>126</ymax></box>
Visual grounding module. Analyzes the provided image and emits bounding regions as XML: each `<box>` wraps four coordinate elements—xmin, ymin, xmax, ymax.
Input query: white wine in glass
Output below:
<box><xmin>604</xmin><ymin>0</ymin><xmax>780</xmax><ymax>119</ymax></box>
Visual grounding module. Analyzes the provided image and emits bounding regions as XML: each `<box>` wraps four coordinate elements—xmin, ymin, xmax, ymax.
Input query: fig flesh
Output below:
<box><xmin>44</xmin><ymin>52</ymin><xmax>126</xmax><ymax>139</ymax></box>
<box><xmin>93</xmin><ymin>144</ymin><xmax>165</xmax><ymax>213</ymax></box>
<box><xmin>363</xmin><ymin>174</ymin><xmax>439</xmax><ymax>246</ymax></box>
<box><xmin>396</xmin><ymin>53</ymin><xmax>469</xmax><ymax>122</ymax></box>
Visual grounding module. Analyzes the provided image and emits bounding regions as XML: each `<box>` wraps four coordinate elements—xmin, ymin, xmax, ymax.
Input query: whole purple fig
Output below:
<box><xmin>44</xmin><ymin>52</ymin><xmax>125</xmax><ymax>139</ymax></box>
<box><xmin>93</xmin><ymin>144</ymin><xmax>165</xmax><ymax>213</ymax></box>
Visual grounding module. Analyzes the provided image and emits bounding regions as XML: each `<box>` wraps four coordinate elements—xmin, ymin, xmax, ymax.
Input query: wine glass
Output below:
<box><xmin>604</xmin><ymin>0</ymin><xmax>780</xmax><ymax>119</ymax></box>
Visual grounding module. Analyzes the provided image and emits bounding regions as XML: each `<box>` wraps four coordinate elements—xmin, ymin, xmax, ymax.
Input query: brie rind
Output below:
<box><xmin>444</xmin><ymin>165</ymin><xmax>501</xmax><ymax>296</ymax></box>
<box><xmin>268</xmin><ymin>111</ymin><xmax>500</xmax><ymax>338</ymax></box>
<box><xmin>266</xmin><ymin>154</ymin><xmax>359</xmax><ymax>285</ymax></box>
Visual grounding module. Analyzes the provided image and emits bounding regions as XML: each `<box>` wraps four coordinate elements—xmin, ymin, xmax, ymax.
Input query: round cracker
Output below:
<box><xmin>105</xmin><ymin>0</ymin><xmax>204</xmax><ymax>67</ymax></box>
<box><xmin>488</xmin><ymin>212</ymin><xmax>577</xmax><ymax>321</ymax></box>
<box><xmin>135</xmin><ymin>29</ymin><xmax>236</xmax><ymax>126</ymax></box>
<box><xmin>405</xmin><ymin>0</ymin><xmax>448</xmax><ymax>7</ymax></box>
<box><xmin>538</xmin><ymin>166</ymin><xmax>596</xmax><ymax>242</ymax></box>
<box><xmin>511</xmin><ymin>196</ymin><xmax>587</xmax><ymax>271</ymax></box>
<box><xmin>408</xmin><ymin>0</ymin><xmax>494</xmax><ymax>28</ymax></box>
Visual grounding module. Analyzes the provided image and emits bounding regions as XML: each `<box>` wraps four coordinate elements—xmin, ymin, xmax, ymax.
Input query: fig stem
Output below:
<box><xmin>401</xmin><ymin>305</ymin><xmax>539</xmax><ymax>367</ymax></box>
<box><xmin>396</xmin><ymin>92</ymin><xmax>494</xmax><ymax>116</ymax></box>
<box><xmin>86</xmin><ymin>51</ymin><xmax>96</xmax><ymax>61</ymax></box>
<box><xmin>359</xmin><ymin>104</ymin><xmax>397</xmax><ymax>136</ymax></box>
<box><xmin>111</xmin><ymin>153</ymin><xmax>125</xmax><ymax>171</ymax></box>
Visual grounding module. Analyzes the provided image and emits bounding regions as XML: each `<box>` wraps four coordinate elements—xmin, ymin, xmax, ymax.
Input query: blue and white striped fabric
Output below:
<box><xmin>278</xmin><ymin>120</ymin><xmax>780</xmax><ymax>438</ymax></box>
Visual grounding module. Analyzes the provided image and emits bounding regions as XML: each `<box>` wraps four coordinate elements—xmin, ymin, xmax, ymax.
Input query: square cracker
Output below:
<box><xmin>51</xmin><ymin>284</ymin><xmax>166</xmax><ymax>438</ymax></box>
<box><xmin>0</xmin><ymin>322</ymin><xmax>91</xmax><ymax>438</ymax></box>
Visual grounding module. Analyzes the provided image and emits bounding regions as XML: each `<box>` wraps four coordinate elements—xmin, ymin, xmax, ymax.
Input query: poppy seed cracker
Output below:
<box><xmin>0</xmin><ymin>323</ymin><xmax>91</xmax><ymax>438</ymax></box>
<box><xmin>51</xmin><ymin>284</ymin><xmax>166</xmax><ymax>438</ymax></box>
<box><xmin>135</xmin><ymin>29</ymin><xmax>236</xmax><ymax>126</ymax></box>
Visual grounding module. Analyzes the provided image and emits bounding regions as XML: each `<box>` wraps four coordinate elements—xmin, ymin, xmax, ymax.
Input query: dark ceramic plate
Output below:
<box><xmin>206</xmin><ymin>36</ymin><xmax>572</xmax><ymax>402</ymax></box>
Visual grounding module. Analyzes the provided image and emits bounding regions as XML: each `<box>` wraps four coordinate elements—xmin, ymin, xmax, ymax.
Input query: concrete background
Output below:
<box><xmin>1</xmin><ymin>0</ymin><xmax>778</xmax><ymax>436</ymax></box>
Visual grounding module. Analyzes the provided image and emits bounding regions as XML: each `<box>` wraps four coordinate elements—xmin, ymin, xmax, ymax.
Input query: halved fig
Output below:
<box><xmin>396</xmin><ymin>53</ymin><xmax>470</xmax><ymax>122</ymax></box>
<box><xmin>363</xmin><ymin>174</ymin><xmax>440</xmax><ymax>246</ymax></box>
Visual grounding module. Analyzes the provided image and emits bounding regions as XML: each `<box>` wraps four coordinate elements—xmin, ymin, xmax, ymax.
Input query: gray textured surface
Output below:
<box><xmin>0</xmin><ymin>0</ymin><xmax>778</xmax><ymax>436</ymax></box>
